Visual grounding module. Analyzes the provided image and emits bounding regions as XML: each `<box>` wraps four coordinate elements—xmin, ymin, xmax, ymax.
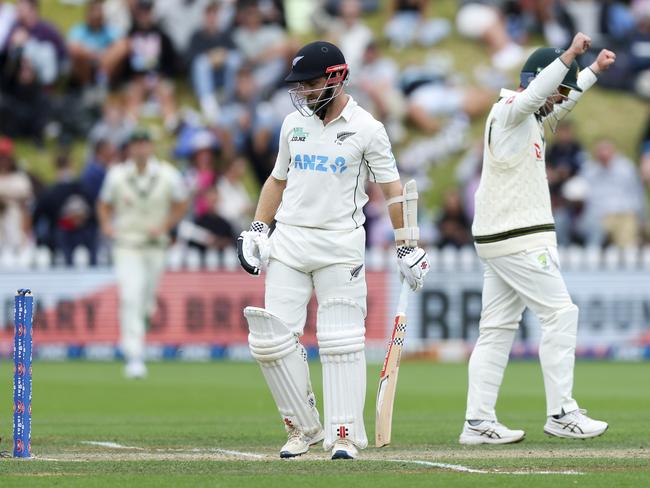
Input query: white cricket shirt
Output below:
<box><xmin>272</xmin><ymin>96</ymin><xmax>400</xmax><ymax>231</ymax></box>
<box><xmin>472</xmin><ymin>58</ymin><xmax>598</xmax><ymax>258</ymax></box>
<box><xmin>100</xmin><ymin>158</ymin><xmax>187</xmax><ymax>247</ymax></box>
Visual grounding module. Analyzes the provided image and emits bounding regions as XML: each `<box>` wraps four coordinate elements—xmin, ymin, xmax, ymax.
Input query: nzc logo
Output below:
<box><xmin>293</xmin><ymin>154</ymin><xmax>347</xmax><ymax>174</ymax></box>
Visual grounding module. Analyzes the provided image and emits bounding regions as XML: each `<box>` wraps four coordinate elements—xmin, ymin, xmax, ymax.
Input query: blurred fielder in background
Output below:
<box><xmin>237</xmin><ymin>41</ymin><xmax>429</xmax><ymax>460</ymax></box>
<box><xmin>98</xmin><ymin>128</ymin><xmax>188</xmax><ymax>379</ymax></box>
<box><xmin>461</xmin><ymin>32</ymin><xmax>616</xmax><ymax>445</ymax></box>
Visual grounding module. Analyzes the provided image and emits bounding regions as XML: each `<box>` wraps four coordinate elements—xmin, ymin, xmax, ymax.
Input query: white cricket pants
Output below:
<box><xmin>262</xmin><ymin>222</ymin><xmax>368</xmax><ymax>448</ymax></box>
<box><xmin>266</xmin><ymin>222</ymin><xmax>368</xmax><ymax>331</ymax></box>
<box><xmin>114</xmin><ymin>246</ymin><xmax>167</xmax><ymax>362</ymax></box>
<box><xmin>466</xmin><ymin>246</ymin><xmax>580</xmax><ymax>419</ymax></box>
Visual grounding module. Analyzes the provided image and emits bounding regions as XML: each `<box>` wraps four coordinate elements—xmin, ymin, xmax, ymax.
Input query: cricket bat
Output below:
<box><xmin>375</xmin><ymin>281</ymin><xmax>410</xmax><ymax>447</ymax></box>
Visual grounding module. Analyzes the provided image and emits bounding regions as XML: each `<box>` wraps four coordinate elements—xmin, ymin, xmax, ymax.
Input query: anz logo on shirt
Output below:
<box><xmin>293</xmin><ymin>154</ymin><xmax>347</xmax><ymax>174</ymax></box>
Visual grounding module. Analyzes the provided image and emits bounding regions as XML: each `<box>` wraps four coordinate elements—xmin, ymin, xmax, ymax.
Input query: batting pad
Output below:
<box><xmin>246</xmin><ymin>307</ymin><xmax>322</xmax><ymax>436</ymax></box>
<box><xmin>317</xmin><ymin>299</ymin><xmax>368</xmax><ymax>450</ymax></box>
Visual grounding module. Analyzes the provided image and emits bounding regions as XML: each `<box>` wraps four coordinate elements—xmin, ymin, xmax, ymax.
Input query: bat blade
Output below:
<box><xmin>375</xmin><ymin>311</ymin><xmax>407</xmax><ymax>447</ymax></box>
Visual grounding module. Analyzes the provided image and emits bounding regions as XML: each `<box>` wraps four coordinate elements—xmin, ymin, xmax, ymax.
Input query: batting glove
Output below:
<box><xmin>237</xmin><ymin>221</ymin><xmax>270</xmax><ymax>276</ymax></box>
<box><xmin>396</xmin><ymin>245</ymin><xmax>430</xmax><ymax>291</ymax></box>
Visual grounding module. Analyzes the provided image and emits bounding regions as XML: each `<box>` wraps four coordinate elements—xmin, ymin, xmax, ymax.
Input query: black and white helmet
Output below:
<box><xmin>285</xmin><ymin>41</ymin><xmax>349</xmax><ymax>119</ymax></box>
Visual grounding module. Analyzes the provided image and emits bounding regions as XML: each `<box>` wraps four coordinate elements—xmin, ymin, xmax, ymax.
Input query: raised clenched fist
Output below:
<box><xmin>568</xmin><ymin>32</ymin><xmax>592</xmax><ymax>56</ymax></box>
<box><xmin>592</xmin><ymin>49</ymin><xmax>616</xmax><ymax>73</ymax></box>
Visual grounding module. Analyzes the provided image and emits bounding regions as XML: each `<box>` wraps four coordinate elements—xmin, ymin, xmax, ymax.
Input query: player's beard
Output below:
<box><xmin>310</xmin><ymin>86</ymin><xmax>336</xmax><ymax>120</ymax></box>
<box><xmin>537</xmin><ymin>89</ymin><xmax>575</xmax><ymax>132</ymax></box>
<box><xmin>290</xmin><ymin>82</ymin><xmax>343</xmax><ymax>118</ymax></box>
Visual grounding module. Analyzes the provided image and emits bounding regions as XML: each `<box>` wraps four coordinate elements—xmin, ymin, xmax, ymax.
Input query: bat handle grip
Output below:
<box><xmin>396</xmin><ymin>280</ymin><xmax>410</xmax><ymax>316</ymax></box>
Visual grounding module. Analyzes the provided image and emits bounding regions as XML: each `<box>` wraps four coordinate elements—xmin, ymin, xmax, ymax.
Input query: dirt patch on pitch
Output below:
<box><xmin>29</xmin><ymin>446</ymin><xmax>649</xmax><ymax>463</ymax></box>
<box><xmin>364</xmin><ymin>447</ymin><xmax>650</xmax><ymax>461</ymax></box>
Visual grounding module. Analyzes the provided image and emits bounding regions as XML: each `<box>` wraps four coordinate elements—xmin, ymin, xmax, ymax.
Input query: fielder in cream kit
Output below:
<box><xmin>237</xmin><ymin>41</ymin><xmax>430</xmax><ymax>460</ymax></box>
<box><xmin>460</xmin><ymin>33</ymin><xmax>616</xmax><ymax>445</ymax></box>
<box><xmin>98</xmin><ymin>129</ymin><xmax>188</xmax><ymax>379</ymax></box>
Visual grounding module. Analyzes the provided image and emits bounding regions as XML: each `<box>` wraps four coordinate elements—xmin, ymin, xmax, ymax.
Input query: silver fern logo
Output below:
<box><xmin>350</xmin><ymin>264</ymin><xmax>364</xmax><ymax>280</ymax></box>
<box><xmin>336</xmin><ymin>131</ymin><xmax>356</xmax><ymax>144</ymax></box>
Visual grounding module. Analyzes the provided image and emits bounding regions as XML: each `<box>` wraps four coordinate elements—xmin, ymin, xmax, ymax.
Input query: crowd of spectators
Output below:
<box><xmin>0</xmin><ymin>0</ymin><xmax>648</xmax><ymax>264</ymax></box>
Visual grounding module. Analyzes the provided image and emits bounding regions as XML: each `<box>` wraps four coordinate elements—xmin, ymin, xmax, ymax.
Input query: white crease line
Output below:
<box><xmin>80</xmin><ymin>441</ymin><xmax>145</xmax><ymax>450</ymax></box>
<box><xmin>207</xmin><ymin>448</ymin><xmax>267</xmax><ymax>459</ymax></box>
<box><xmin>154</xmin><ymin>448</ymin><xmax>267</xmax><ymax>459</ymax></box>
<box><xmin>32</xmin><ymin>457</ymin><xmax>87</xmax><ymax>462</ymax></box>
<box><xmin>387</xmin><ymin>459</ymin><xmax>584</xmax><ymax>476</ymax></box>
<box><xmin>80</xmin><ymin>443</ymin><xmax>267</xmax><ymax>459</ymax></box>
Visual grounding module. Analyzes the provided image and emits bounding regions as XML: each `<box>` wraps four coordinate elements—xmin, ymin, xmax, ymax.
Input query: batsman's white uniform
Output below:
<box><xmin>100</xmin><ymin>158</ymin><xmax>187</xmax><ymax>363</ymax></box>
<box><xmin>468</xmin><ymin>58</ymin><xmax>598</xmax><ymax>419</ymax></box>
<box><xmin>248</xmin><ymin>96</ymin><xmax>400</xmax><ymax>450</ymax></box>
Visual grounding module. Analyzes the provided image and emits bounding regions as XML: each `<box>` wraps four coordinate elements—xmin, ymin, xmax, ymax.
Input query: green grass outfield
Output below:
<box><xmin>0</xmin><ymin>361</ymin><xmax>648</xmax><ymax>486</ymax></box>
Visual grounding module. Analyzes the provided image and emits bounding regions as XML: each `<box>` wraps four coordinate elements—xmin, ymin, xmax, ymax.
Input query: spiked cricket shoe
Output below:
<box><xmin>331</xmin><ymin>439</ymin><xmax>358</xmax><ymax>460</ymax></box>
<box><xmin>279</xmin><ymin>429</ymin><xmax>324</xmax><ymax>458</ymax></box>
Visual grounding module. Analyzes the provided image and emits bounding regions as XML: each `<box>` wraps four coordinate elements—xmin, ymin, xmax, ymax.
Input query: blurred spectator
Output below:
<box><xmin>557</xmin><ymin>1</ymin><xmax>634</xmax><ymax>49</ymax></box>
<box><xmin>326</xmin><ymin>0</ymin><xmax>373</xmax><ymax>75</ymax></box>
<box><xmin>0</xmin><ymin>35</ymin><xmax>51</xmax><ymax>140</ymax></box>
<box><xmin>363</xmin><ymin>183</ymin><xmax>394</xmax><ymax>248</ymax></box>
<box><xmin>80</xmin><ymin>138</ymin><xmax>118</xmax><ymax>203</ymax></box>
<box><xmin>154</xmin><ymin>0</ymin><xmax>212</xmax><ymax>54</ymax></box>
<box><xmin>436</xmin><ymin>189</ymin><xmax>472</xmax><ymax>248</ymax></box>
<box><xmin>104</xmin><ymin>0</ymin><xmax>179</xmax><ymax>130</ymax></box>
<box><xmin>580</xmin><ymin>139</ymin><xmax>645</xmax><ymax>247</ymax></box>
<box><xmin>6</xmin><ymin>0</ymin><xmax>67</xmax><ymax>79</ymax></box>
<box><xmin>546</xmin><ymin>120</ymin><xmax>587</xmax><ymax>245</ymax></box>
<box><xmin>630</xmin><ymin>1</ymin><xmax>650</xmax><ymax>98</ymax></box>
<box><xmin>103</xmin><ymin>0</ymin><xmax>137</xmax><ymax>38</ymax></box>
<box><xmin>188</xmin><ymin>186</ymin><xmax>235</xmax><ymax>254</ymax></box>
<box><xmin>185</xmin><ymin>131</ymin><xmax>219</xmax><ymax>217</ymax></box>
<box><xmin>0</xmin><ymin>136</ymin><xmax>32</xmax><ymax>250</ymax></box>
<box><xmin>406</xmin><ymin>79</ymin><xmax>493</xmax><ymax>134</ymax></box>
<box><xmin>33</xmin><ymin>153</ymin><xmax>97</xmax><ymax>265</ymax></box>
<box><xmin>456</xmin><ymin>0</ymin><xmax>524</xmax><ymax>71</ymax></box>
<box><xmin>0</xmin><ymin>0</ymin><xmax>16</xmax><ymax>49</ymax></box>
<box><xmin>455</xmin><ymin>141</ymin><xmax>483</xmax><ymax>222</ymax></box>
<box><xmin>89</xmin><ymin>97</ymin><xmax>136</xmax><ymax>149</ymax></box>
<box><xmin>639</xmin><ymin>110</ymin><xmax>650</xmax><ymax>186</ymax></box>
<box><xmin>547</xmin><ymin>120</ymin><xmax>586</xmax><ymax>182</ymax></box>
<box><xmin>517</xmin><ymin>0</ymin><xmax>569</xmax><ymax>47</ymax></box>
<box><xmin>0</xmin><ymin>0</ymin><xmax>68</xmax><ymax>140</ymax></box>
<box><xmin>216</xmin><ymin>157</ymin><xmax>254</xmax><ymax>233</ymax></box>
<box><xmin>67</xmin><ymin>0</ymin><xmax>119</xmax><ymax>92</ymax></box>
<box><xmin>348</xmin><ymin>40</ymin><xmax>405</xmax><ymax>142</ymax></box>
<box><xmin>384</xmin><ymin>0</ymin><xmax>450</xmax><ymax>50</ymax></box>
<box><xmin>555</xmin><ymin>174</ymin><xmax>589</xmax><ymax>245</ymax></box>
<box><xmin>322</xmin><ymin>0</ymin><xmax>380</xmax><ymax>15</ymax></box>
<box><xmin>232</xmin><ymin>1</ymin><xmax>291</xmax><ymax>97</ymax></box>
<box><xmin>187</xmin><ymin>0</ymin><xmax>240</xmax><ymax>122</ymax></box>
<box><xmin>214</xmin><ymin>64</ymin><xmax>278</xmax><ymax>184</ymax></box>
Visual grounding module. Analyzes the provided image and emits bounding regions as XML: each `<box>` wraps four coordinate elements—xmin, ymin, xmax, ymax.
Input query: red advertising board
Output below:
<box><xmin>0</xmin><ymin>271</ymin><xmax>388</xmax><ymax>350</ymax></box>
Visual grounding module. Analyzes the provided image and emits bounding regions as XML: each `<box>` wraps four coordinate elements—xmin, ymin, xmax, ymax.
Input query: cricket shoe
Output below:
<box><xmin>124</xmin><ymin>360</ymin><xmax>147</xmax><ymax>379</ymax></box>
<box><xmin>544</xmin><ymin>409</ymin><xmax>608</xmax><ymax>439</ymax></box>
<box><xmin>459</xmin><ymin>420</ymin><xmax>525</xmax><ymax>445</ymax></box>
<box><xmin>331</xmin><ymin>439</ymin><xmax>358</xmax><ymax>460</ymax></box>
<box><xmin>280</xmin><ymin>429</ymin><xmax>324</xmax><ymax>459</ymax></box>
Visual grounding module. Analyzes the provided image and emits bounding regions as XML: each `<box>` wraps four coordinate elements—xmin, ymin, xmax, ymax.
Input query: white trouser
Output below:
<box><xmin>264</xmin><ymin>259</ymin><xmax>368</xmax><ymax>449</ymax></box>
<box><xmin>466</xmin><ymin>246</ymin><xmax>580</xmax><ymax>419</ymax></box>
<box><xmin>114</xmin><ymin>246</ymin><xmax>166</xmax><ymax>362</ymax></box>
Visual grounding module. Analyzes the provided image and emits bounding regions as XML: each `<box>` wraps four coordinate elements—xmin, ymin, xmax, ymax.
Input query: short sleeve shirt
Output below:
<box><xmin>272</xmin><ymin>96</ymin><xmax>399</xmax><ymax>230</ymax></box>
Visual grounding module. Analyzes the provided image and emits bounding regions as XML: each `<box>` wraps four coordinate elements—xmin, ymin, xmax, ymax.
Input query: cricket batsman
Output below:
<box><xmin>98</xmin><ymin>128</ymin><xmax>188</xmax><ymax>379</ymax></box>
<box><xmin>237</xmin><ymin>41</ymin><xmax>430</xmax><ymax>459</ymax></box>
<box><xmin>460</xmin><ymin>33</ymin><xmax>615</xmax><ymax>444</ymax></box>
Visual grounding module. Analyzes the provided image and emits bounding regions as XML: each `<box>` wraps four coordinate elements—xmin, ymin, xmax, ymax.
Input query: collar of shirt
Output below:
<box><xmin>125</xmin><ymin>157</ymin><xmax>161</xmax><ymax>177</ymax></box>
<box><xmin>499</xmin><ymin>88</ymin><xmax>518</xmax><ymax>99</ymax></box>
<box><xmin>319</xmin><ymin>95</ymin><xmax>357</xmax><ymax>125</ymax></box>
